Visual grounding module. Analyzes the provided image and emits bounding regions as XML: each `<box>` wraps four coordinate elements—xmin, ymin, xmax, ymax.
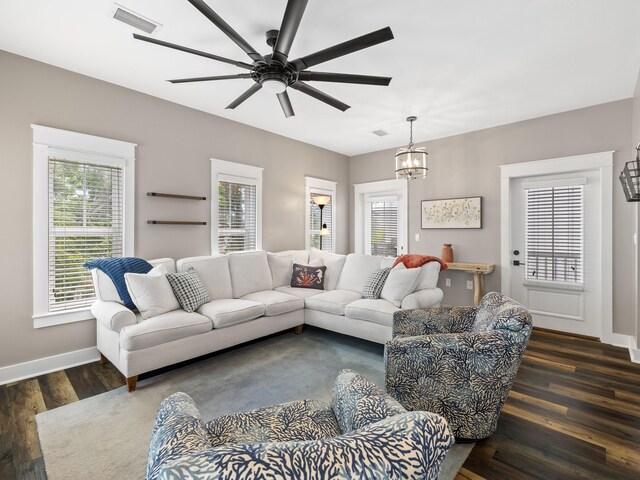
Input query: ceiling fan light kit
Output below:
<box><xmin>133</xmin><ymin>0</ymin><xmax>394</xmax><ymax>118</ymax></box>
<box><xmin>395</xmin><ymin>116</ymin><xmax>428</xmax><ymax>180</ymax></box>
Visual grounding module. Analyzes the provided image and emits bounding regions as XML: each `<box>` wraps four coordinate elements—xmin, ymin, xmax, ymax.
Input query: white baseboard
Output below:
<box><xmin>0</xmin><ymin>347</ymin><xmax>100</xmax><ymax>386</ymax></box>
<box><xmin>606</xmin><ymin>333</ymin><xmax>640</xmax><ymax>364</ymax></box>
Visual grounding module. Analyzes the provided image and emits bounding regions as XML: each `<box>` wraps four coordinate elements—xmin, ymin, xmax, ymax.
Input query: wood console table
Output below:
<box><xmin>445</xmin><ymin>262</ymin><xmax>496</xmax><ymax>305</ymax></box>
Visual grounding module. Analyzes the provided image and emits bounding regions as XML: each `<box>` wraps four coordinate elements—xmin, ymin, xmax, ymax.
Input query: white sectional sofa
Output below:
<box><xmin>90</xmin><ymin>249</ymin><xmax>443</xmax><ymax>391</ymax></box>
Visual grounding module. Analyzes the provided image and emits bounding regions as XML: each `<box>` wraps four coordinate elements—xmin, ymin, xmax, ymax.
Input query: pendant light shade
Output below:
<box><xmin>395</xmin><ymin>116</ymin><xmax>428</xmax><ymax>180</ymax></box>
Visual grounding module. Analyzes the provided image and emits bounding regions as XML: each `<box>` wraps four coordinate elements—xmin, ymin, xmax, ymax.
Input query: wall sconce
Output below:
<box><xmin>312</xmin><ymin>195</ymin><xmax>331</xmax><ymax>250</ymax></box>
<box><xmin>620</xmin><ymin>143</ymin><xmax>640</xmax><ymax>202</ymax></box>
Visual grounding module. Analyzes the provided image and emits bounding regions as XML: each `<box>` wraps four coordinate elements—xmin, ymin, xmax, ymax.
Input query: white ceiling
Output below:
<box><xmin>1</xmin><ymin>0</ymin><xmax>640</xmax><ymax>156</ymax></box>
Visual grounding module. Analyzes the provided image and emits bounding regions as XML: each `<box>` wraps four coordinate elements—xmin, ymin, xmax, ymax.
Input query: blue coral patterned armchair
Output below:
<box><xmin>385</xmin><ymin>292</ymin><xmax>532</xmax><ymax>441</ymax></box>
<box><xmin>146</xmin><ymin>369</ymin><xmax>454</xmax><ymax>480</ymax></box>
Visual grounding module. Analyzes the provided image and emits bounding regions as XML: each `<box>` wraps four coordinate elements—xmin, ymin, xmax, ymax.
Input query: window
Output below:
<box><xmin>33</xmin><ymin>125</ymin><xmax>135</xmax><ymax>327</ymax></box>
<box><xmin>354</xmin><ymin>179</ymin><xmax>407</xmax><ymax>257</ymax></box>
<box><xmin>305</xmin><ymin>177</ymin><xmax>337</xmax><ymax>252</ymax></box>
<box><xmin>211</xmin><ymin>159</ymin><xmax>263</xmax><ymax>254</ymax></box>
<box><xmin>525</xmin><ymin>183</ymin><xmax>584</xmax><ymax>284</ymax></box>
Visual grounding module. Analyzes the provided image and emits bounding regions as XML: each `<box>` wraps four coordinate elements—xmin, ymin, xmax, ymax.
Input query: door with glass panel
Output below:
<box><xmin>363</xmin><ymin>194</ymin><xmax>403</xmax><ymax>257</ymax></box>
<box><xmin>510</xmin><ymin>171</ymin><xmax>601</xmax><ymax>337</ymax></box>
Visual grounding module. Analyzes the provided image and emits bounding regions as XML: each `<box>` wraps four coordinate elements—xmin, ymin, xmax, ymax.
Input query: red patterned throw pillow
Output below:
<box><xmin>290</xmin><ymin>263</ymin><xmax>327</xmax><ymax>289</ymax></box>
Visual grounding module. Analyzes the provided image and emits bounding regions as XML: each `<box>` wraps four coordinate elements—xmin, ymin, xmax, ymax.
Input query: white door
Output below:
<box><xmin>510</xmin><ymin>170</ymin><xmax>602</xmax><ymax>337</ymax></box>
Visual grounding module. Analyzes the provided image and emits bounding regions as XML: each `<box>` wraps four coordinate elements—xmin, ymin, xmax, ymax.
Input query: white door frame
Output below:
<box><xmin>500</xmin><ymin>151</ymin><xmax>614</xmax><ymax>343</ymax></box>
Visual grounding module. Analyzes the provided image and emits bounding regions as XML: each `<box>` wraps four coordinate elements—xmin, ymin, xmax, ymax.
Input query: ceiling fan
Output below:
<box><xmin>133</xmin><ymin>0</ymin><xmax>394</xmax><ymax>117</ymax></box>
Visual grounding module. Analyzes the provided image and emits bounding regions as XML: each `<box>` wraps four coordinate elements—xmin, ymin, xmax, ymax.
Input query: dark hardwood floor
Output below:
<box><xmin>1</xmin><ymin>328</ymin><xmax>639</xmax><ymax>479</ymax></box>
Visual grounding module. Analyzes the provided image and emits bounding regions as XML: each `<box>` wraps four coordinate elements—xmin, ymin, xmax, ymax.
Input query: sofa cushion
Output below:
<box><xmin>149</xmin><ymin>258</ymin><xmax>177</xmax><ymax>274</ymax></box>
<box><xmin>331</xmin><ymin>369</ymin><xmax>406</xmax><ymax>434</ymax></box>
<box><xmin>304</xmin><ymin>290</ymin><xmax>362</xmax><ymax>316</ymax></box>
<box><xmin>268</xmin><ymin>250</ymin><xmax>309</xmax><ymax>288</ymax></box>
<box><xmin>274</xmin><ymin>286</ymin><xmax>325</xmax><ymax>299</ymax></box>
<box><xmin>124</xmin><ymin>265</ymin><xmax>180</xmax><ymax>320</ymax></box>
<box><xmin>166</xmin><ymin>269</ymin><xmax>212</xmax><ymax>313</ymax></box>
<box><xmin>178</xmin><ymin>256</ymin><xmax>233</xmax><ymax>300</ymax></box>
<box><xmin>415</xmin><ymin>261</ymin><xmax>441</xmax><ymax>291</ymax></box>
<box><xmin>197</xmin><ymin>299</ymin><xmax>265</xmax><ymax>328</ymax></box>
<box><xmin>309</xmin><ymin>248</ymin><xmax>347</xmax><ymax>291</ymax></box>
<box><xmin>120</xmin><ymin>311</ymin><xmax>212</xmax><ymax>351</ymax></box>
<box><xmin>344</xmin><ymin>299</ymin><xmax>399</xmax><ymax>327</ymax></box>
<box><xmin>335</xmin><ymin>254</ymin><xmax>383</xmax><ymax>294</ymax></box>
<box><xmin>228</xmin><ymin>251</ymin><xmax>274</xmax><ymax>298</ymax></box>
<box><xmin>362</xmin><ymin>268</ymin><xmax>391</xmax><ymax>299</ymax></box>
<box><xmin>241</xmin><ymin>290</ymin><xmax>304</xmax><ymax>316</ymax></box>
<box><xmin>380</xmin><ymin>264</ymin><xmax>421</xmax><ymax>307</ymax></box>
<box><xmin>290</xmin><ymin>264</ymin><xmax>327</xmax><ymax>289</ymax></box>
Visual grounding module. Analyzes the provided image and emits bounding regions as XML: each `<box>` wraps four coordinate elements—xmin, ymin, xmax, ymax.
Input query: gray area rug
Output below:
<box><xmin>36</xmin><ymin>327</ymin><xmax>473</xmax><ymax>479</ymax></box>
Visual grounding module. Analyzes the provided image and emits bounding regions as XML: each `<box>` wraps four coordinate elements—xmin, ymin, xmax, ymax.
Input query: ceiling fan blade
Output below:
<box><xmin>290</xmin><ymin>82</ymin><xmax>350</xmax><ymax>112</ymax></box>
<box><xmin>277</xmin><ymin>91</ymin><xmax>295</xmax><ymax>118</ymax></box>
<box><xmin>272</xmin><ymin>0</ymin><xmax>309</xmax><ymax>65</ymax></box>
<box><xmin>291</xmin><ymin>27</ymin><xmax>394</xmax><ymax>70</ymax></box>
<box><xmin>186</xmin><ymin>0</ymin><xmax>264</xmax><ymax>63</ymax></box>
<box><xmin>297</xmin><ymin>71</ymin><xmax>391</xmax><ymax>86</ymax></box>
<box><xmin>226</xmin><ymin>83</ymin><xmax>262</xmax><ymax>109</ymax></box>
<box><xmin>168</xmin><ymin>74</ymin><xmax>253</xmax><ymax>84</ymax></box>
<box><xmin>133</xmin><ymin>34</ymin><xmax>253</xmax><ymax>70</ymax></box>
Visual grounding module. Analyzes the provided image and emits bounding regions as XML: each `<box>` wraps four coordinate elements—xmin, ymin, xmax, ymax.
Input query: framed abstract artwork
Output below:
<box><xmin>421</xmin><ymin>196</ymin><xmax>482</xmax><ymax>229</ymax></box>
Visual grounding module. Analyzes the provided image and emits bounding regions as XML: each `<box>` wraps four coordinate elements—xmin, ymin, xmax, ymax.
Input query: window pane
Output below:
<box><xmin>310</xmin><ymin>192</ymin><xmax>332</xmax><ymax>252</ymax></box>
<box><xmin>48</xmin><ymin>158</ymin><xmax>124</xmax><ymax>311</ymax></box>
<box><xmin>370</xmin><ymin>200</ymin><xmax>398</xmax><ymax>257</ymax></box>
<box><xmin>218</xmin><ymin>180</ymin><xmax>257</xmax><ymax>253</ymax></box>
<box><xmin>525</xmin><ymin>185</ymin><xmax>584</xmax><ymax>284</ymax></box>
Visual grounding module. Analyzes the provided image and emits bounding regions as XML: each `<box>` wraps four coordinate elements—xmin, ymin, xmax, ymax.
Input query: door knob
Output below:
<box><xmin>513</xmin><ymin>260</ymin><xmax>525</xmax><ymax>266</ymax></box>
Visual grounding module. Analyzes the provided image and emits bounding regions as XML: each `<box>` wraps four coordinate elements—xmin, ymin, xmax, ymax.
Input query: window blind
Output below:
<box><xmin>525</xmin><ymin>185</ymin><xmax>584</xmax><ymax>284</ymax></box>
<box><xmin>309</xmin><ymin>192</ymin><xmax>333</xmax><ymax>252</ymax></box>
<box><xmin>49</xmin><ymin>157</ymin><xmax>124</xmax><ymax>311</ymax></box>
<box><xmin>369</xmin><ymin>199</ymin><xmax>398</xmax><ymax>257</ymax></box>
<box><xmin>218</xmin><ymin>180</ymin><xmax>257</xmax><ymax>253</ymax></box>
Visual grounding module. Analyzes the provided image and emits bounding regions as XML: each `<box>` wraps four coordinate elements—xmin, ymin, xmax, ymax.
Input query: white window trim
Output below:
<box><xmin>305</xmin><ymin>176</ymin><xmax>337</xmax><ymax>253</ymax></box>
<box><xmin>211</xmin><ymin>159</ymin><xmax>263</xmax><ymax>254</ymax></box>
<box><xmin>32</xmin><ymin>125</ymin><xmax>136</xmax><ymax>328</ymax></box>
<box><xmin>354</xmin><ymin>179</ymin><xmax>408</xmax><ymax>255</ymax></box>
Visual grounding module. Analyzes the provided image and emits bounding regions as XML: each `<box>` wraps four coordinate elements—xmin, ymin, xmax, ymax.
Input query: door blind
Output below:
<box><xmin>309</xmin><ymin>193</ymin><xmax>333</xmax><ymax>252</ymax></box>
<box><xmin>218</xmin><ymin>180</ymin><xmax>257</xmax><ymax>253</ymax></box>
<box><xmin>49</xmin><ymin>157</ymin><xmax>124</xmax><ymax>312</ymax></box>
<box><xmin>369</xmin><ymin>199</ymin><xmax>398</xmax><ymax>257</ymax></box>
<box><xmin>525</xmin><ymin>185</ymin><xmax>584</xmax><ymax>284</ymax></box>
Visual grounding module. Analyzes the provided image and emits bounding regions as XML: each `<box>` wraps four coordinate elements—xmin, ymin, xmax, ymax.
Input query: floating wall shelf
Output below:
<box><xmin>147</xmin><ymin>221</ymin><xmax>207</xmax><ymax>225</ymax></box>
<box><xmin>147</xmin><ymin>192</ymin><xmax>207</xmax><ymax>200</ymax></box>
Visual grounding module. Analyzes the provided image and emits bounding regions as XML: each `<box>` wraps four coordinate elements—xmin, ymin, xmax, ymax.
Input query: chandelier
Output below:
<box><xmin>395</xmin><ymin>116</ymin><xmax>428</xmax><ymax>180</ymax></box>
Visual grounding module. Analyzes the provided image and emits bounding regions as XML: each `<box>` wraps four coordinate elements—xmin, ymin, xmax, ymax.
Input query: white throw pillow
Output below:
<box><xmin>267</xmin><ymin>251</ymin><xmax>309</xmax><ymax>288</ymax></box>
<box><xmin>381</xmin><ymin>264</ymin><xmax>421</xmax><ymax>307</ymax></box>
<box><xmin>125</xmin><ymin>265</ymin><xmax>180</xmax><ymax>319</ymax></box>
<box><xmin>310</xmin><ymin>248</ymin><xmax>347</xmax><ymax>291</ymax></box>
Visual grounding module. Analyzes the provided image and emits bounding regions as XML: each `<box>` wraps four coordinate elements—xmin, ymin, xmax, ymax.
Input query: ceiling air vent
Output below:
<box><xmin>372</xmin><ymin>129</ymin><xmax>389</xmax><ymax>137</ymax></box>
<box><xmin>112</xmin><ymin>4</ymin><xmax>160</xmax><ymax>34</ymax></box>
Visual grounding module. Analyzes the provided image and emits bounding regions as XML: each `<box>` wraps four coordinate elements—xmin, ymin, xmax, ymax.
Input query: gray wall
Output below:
<box><xmin>349</xmin><ymin>100</ymin><xmax>635</xmax><ymax>336</ymax></box>
<box><xmin>0</xmin><ymin>50</ymin><xmax>348</xmax><ymax>369</ymax></box>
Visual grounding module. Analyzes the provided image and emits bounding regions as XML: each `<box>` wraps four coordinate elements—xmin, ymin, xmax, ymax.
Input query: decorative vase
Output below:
<box><xmin>442</xmin><ymin>244</ymin><xmax>454</xmax><ymax>263</ymax></box>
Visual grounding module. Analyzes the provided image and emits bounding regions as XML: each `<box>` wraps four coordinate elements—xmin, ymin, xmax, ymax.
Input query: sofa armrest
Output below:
<box><xmin>393</xmin><ymin>305</ymin><xmax>477</xmax><ymax>337</ymax></box>
<box><xmin>147</xmin><ymin>393</ymin><xmax>212</xmax><ymax>480</ymax></box>
<box><xmin>401</xmin><ymin>288</ymin><xmax>444</xmax><ymax>309</ymax></box>
<box><xmin>155</xmin><ymin>411</ymin><xmax>454</xmax><ymax>480</ymax></box>
<box><xmin>91</xmin><ymin>300</ymin><xmax>137</xmax><ymax>332</ymax></box>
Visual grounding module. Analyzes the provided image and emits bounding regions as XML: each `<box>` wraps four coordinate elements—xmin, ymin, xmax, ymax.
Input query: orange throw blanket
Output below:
<box><xmin>392</xmin><ymin>254</ymin><xmax>448</xmax><ymax>271</ymax></box>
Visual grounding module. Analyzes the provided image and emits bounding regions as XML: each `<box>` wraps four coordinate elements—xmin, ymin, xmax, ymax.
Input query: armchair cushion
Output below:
<box><xmin>205</xmin><ymin>399</ymin><xmax>340</xmax><ymax>447</ymax></box>
<box><xmin>472</xmin><ymin>291</ymin><xmax>528</xmax><ymax>333</ymax></box>
<box><xmin>393</xmin><ymin>305</ymin><xmax>477</xmax><ymax>337</ymax></box>
<box><xmin>331</xmin><ymin>369</ymin><xmax>406</xmax><ymax>433</ymax></box>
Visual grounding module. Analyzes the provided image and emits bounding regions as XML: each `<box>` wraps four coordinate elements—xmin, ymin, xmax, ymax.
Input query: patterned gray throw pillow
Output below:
<box><xmin>363</xmin><ymin>267</ymin><xmax>391</xmax><ymax>299</ymax></box>
<box><xmin>166</xmin><ymin>268</ymin><xmax>211</xmax><ymax>313</ymax></box>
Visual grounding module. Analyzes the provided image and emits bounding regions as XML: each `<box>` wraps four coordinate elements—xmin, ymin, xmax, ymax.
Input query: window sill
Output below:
<box><xmin>32</xmin><ymin>308</ymin><xmax>95</xmax><ymax>329</ymax></box>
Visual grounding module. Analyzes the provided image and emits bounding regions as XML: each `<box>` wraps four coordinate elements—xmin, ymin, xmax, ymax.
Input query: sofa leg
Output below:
<box><xmin>294</xmin><ymin>325</ymin><xmax>304</xmax><ymax>335</ymax></box>
<box><xmin>99</xmin><ymin>353</ymin><xmax>108</xmax><ymax>366</ymax></box>
<box><xmin>126</xmin><ymin>376</ymin><xmax>138</xmax><ymax>392</ymax></box>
